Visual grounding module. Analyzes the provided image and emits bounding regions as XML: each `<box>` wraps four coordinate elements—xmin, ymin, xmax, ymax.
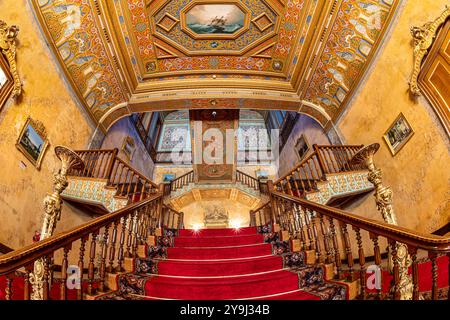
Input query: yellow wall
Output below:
<box><xmin>338</xmin><ymin>0</ymin><xmax>450</xmax><ymax>233</ymax></box>
<box><xmin>179</xmin><ymin>200</ymin><xmax>252</xmax><ymax>230</ymax></box>
<box><xmin>0</xmin><ymin>1</ymin><xmax>96</xmax><ymax>248</ymax></box>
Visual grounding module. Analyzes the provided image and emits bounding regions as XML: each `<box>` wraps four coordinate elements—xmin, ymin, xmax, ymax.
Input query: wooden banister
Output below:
<box><xmin>236</xmin><ymin>170</ymin><xmax>260</xmax><ymax>190</ymax></box>
<box><xmin>0</xmin><ymin>191</ymin><xmax>186</xmax><ymax>300</ymax></box>
<box><xmin>274</xmin><ymin>144</ymin><xmax>366</xmax><ymax>198</ymax></box>
<box><xmin>256</xmin><ymin>187</ymin><xmax>449</xmax><ymax>300</ymax></box>
<box><xmin>169</xmin><ymin>170</ymin><xmax>194</xmax><ymax>193</ymax></box>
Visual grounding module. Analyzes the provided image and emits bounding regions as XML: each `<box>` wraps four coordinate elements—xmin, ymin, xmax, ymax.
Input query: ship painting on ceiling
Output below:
<box><xmin>185</xmin><ymin>4</ymin><xmax>245</xmax><ymax>34</ymax></box>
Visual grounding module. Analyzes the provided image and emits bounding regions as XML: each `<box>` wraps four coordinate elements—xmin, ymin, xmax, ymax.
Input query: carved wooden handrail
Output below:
<box><xmin>249</xmin><ymin>201</ymin><xmax>271</xmax><ymax>227</ymax></box>
<box><xmin>68</xmin><ymin>149</ymin><xmax>159</xmax><ymax>203</ymax></box>
<box><xmin>169</xmin><ymin>170</ymin><xmax>194</xmax><ymax>193</ymax></box>
<box><xmin>265</xmin><ymin>189</ymin><xmax>450</xmax><ymax>300</ymax></box>
<box><xmin>162</xmin><ymin>204</ymin><xmax>184</xmax><ymax>230</ymax></box>
<box><xmin>0</xmin><ymin>193</ymin><xmax>168</xmax><ymax>301</ymax></box>
<box><xmin>236</xmin><ymin>170</ymin><xmax>260</xmax><ymax>190</ymax></box>
<box><xmin>0</xmin><ymin>242</ymin><xmax>14</xmax><ymax>255</ymax></box>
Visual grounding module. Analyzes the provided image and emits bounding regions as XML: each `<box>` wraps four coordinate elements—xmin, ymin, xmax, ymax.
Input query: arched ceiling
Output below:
<box><xmin>31</xmin><ymin>0</ymin><xmax>401</xmax><ymax>132</ymax></box>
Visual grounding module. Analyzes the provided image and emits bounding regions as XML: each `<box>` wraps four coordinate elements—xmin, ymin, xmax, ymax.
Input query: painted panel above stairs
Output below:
<box><xmin>61</xmin><ymin>177</ymin><xmax>129</xmax><ymax>213</ymax></box>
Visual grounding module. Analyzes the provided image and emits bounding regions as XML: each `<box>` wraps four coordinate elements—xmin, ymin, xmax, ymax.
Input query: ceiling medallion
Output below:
<box><xmin>272</xmin><ymin>59</ymin><xmax>283</xmax><ymax>71</ymax></box>
<box><xmin>145</xmin><ymin>61</ymin><xmax>157</xmax><ymax>72</ymax></box>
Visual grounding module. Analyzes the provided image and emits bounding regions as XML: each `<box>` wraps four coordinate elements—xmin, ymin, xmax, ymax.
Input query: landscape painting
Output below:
<box><xmin>186</xmin><ymin>4</ymin><xmax>245</xmax><ymax>34</ymax></box>
<box><xmin>16</xmin><ymin>117</ymin><xmax>49</xmax><ymax>169</ymax></box>
<box><xmin>383</xmin><ymin>113</ymin><xmax>414</xmax><ymax>156</ymax></box>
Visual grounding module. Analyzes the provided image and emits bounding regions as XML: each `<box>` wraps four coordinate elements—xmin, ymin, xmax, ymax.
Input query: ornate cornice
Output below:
<box><xmin>409</xmin><ymin>6</ymin><xmax>450</xmax><ymax>96</ymax></box>
<box><xmin>0</xmin><ymin>20</ymin><xmax>21</xmax><ymax>98</ymax></box>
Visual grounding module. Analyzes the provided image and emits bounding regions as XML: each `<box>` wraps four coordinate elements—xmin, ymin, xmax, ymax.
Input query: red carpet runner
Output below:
<box><xmin>128</xmin><ymin>226</ymin><xmax>324</xmax><ymax>300</ymax></box>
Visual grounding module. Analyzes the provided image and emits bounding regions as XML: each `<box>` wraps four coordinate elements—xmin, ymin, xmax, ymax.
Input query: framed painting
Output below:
<box><xmin>121</xmin><ymin>136</ymin><xmax>136</xmax><ymax>161</ymax></box>
<box><xmin>162</xmin><ymin>173</ymin><xmax>176</xmax><ymax>182</ymax></box>
<box><xmin>383</xmin><ymin>113</ymin><xmax>414</xmax><ymax>156</ymax></box>
<box><xmin>16</xmin><ymin>117</ymin><xmax>49</xmax><ymax>170</ymax></box>
<box><xmin>0</xmin><ymin>53</ymin><xmax>14</xmax><ymax>111</ymax></box>
<box><xmin>295</xmin><ymin>134</ymin><xmax>311</xmax><ymax>162</ymax></box>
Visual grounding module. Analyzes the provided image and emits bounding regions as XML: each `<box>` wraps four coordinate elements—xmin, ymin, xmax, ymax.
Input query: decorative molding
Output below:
<box><xmin>409</xmin><ymin>6</ymin><xmax>450</xmax><ymax>96</ymax></box>
<box><xmin>0</xmin><ymin>20</ymin><xmax>21</xmax><ymax>98</ymax></box>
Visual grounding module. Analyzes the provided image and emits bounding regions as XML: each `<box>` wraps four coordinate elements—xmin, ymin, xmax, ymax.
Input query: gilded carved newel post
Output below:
<box><xmin>0</xmin><ymin>20</ymin><xmax>21</xmax><ymax>98</ymax></box>
<box><xmin>29</xmin><ymin>146</ymin><xmax>84</xmax><ymax>300</ymax></box>
<box><xmin>351</xmin><ymin>143</ymin><xmax>414</xmax><ymax>300</ymax></box>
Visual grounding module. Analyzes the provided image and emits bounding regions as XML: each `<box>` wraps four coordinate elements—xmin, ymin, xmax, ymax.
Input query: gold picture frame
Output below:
<box><xmin>295</xmin><ymin>134</ymin><xmax>311</xmax><ymax>162</ymax></box>
<box><xmin>0</xmin><ymin>53</ymin><xmax>14</xmax><ymax>111</ymax></box>
<box><xmin>16</xmin><ymin>117</ymin><xmax>49</xmax><ymax>169</ymax></box>
<box><xmin>383</xmin><ymin>113</ymin><xmax>414</xmax><ymax>156</ymax></box>
<box><xmin>121</xmin><ymin>136</ymin><xmax>136</xmax><ymax>161</ymax></box>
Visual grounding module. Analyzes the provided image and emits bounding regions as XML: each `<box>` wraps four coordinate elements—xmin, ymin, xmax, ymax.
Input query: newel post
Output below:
<box><xmin>351</xmin><ymin>143</ymin><xmax>414</xmax><ymax>300</ymax></box>
<box><xmin>29</xmin><ymin>146</ymin><xmax>85</xmax><ymax>300</ymax></box>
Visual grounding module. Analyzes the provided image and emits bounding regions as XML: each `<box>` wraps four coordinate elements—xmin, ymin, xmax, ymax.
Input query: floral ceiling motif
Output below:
<box><xmin>30</xmin><ymin>0</ymin><xmax>400</xmax><ymax>132</ymax></box>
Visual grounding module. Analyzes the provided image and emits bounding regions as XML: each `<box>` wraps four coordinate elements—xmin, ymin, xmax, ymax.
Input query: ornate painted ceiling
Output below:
<box><xmin>31</xmin><ymin>0</ymin><xmax>401</xmax><ymax>132</ymax></box>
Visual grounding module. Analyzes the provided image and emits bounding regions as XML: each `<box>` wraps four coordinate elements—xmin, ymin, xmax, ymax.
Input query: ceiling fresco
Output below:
<box><xmin>31</xmin><ymin>0</ymin><xmax>401</xmax><ymax>132</ymax></box>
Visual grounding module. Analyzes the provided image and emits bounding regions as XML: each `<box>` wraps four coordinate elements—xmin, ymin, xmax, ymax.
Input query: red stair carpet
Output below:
<box><xmin>137</xmin><ymin>226</ymin><xmax>322</xmax><ymax>300</ymax></box>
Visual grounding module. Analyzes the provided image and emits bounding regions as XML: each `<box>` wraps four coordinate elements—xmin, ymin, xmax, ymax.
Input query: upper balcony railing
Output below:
<box><xmin>274</xmin><ymin>144</ymin><xmax>365</xmax><ymax>197</ymax></box>
<box><xmin>68</xmin><ymin>149</ymin><xmax>159</xmax><ymax>203</ymax></box>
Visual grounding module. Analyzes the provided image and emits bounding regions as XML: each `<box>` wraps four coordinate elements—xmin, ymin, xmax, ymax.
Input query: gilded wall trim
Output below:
<box><xmin>0</xmin><ymin>20</ymin><xmax>21</xmax><ymax>98</ymax></box>
<box><xmin>409</xmin><ymin>6</ymin><xmax>450</xmax><ymax>96</ymax></box>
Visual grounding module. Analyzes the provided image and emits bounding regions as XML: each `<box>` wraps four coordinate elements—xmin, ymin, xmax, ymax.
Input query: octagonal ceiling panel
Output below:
<box><xmin>30</xmin><ymin>0</ymin><xmax>401</xmax><ymax>132</ymax></box>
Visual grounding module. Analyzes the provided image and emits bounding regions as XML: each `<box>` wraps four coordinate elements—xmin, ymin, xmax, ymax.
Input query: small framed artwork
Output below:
<box><xmin>162</xmin><ymin>173</ymin><xmax>176</xmax><ymax>182</ymax></box>
<box><xmin>255</xmin><ymin>169</ymin><xmax>268</xmax><ymax>180</ymax></box>
<box><xmin>295</xmin><ymin>134</ymin><xmax>311</xmax><ymax>161</ymax></box>
<box><xmin>0</xmin><ymin>53</ymin><xmax>14</xmax><ymax>111</ymax></box>
<box><xmin>383</xmin><ymin>113</ymin><xmax>414</xmax><ymax>156</ymax></box>
<box><xmin>16</xmin><ymin>117</ymin><xmax>49</xmax><ymax>170</ymax></box>
<box><xmin>121</xmin><ymin>136</ymin><xmax>136</xmax><ymax>161</ymax></box>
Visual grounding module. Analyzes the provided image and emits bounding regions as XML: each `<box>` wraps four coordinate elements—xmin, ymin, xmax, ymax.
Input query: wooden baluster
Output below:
<box><xmin>139</xmin><ymin>179</ymin><xmax>146</xmax><ymax>201</ymax></box>
<box><xmin>81</xmin><ymin>153</ymin><xmax>91</xmax><ymax>176</ymax></box>
<box><xmin>408</xmin><ymin>246</ymin><xmax>419</xmax><ymax>300</ymax></box>
<box><xmin>105</xmin><ymin>148</ymin><xmax>118</xmax><ymax>180</ymax></box>
<box><xmin>341</xmin><ymin>223</ymin><xmax>354</xmax><ymax>277</ymax></box>
<box><xmin>429</xmin><ymin>252</ymin><xmax>438</xmax><ymax>300</ymax></box>
<box><xmin>291</xmin><ymin>172</ymin><xmax>300</xmax><ymax>196</ymax></box>
<box><xmin>98</xmin><ymin>224</ymin><xmax>110</xmax><ymax>293</ymax></box>
<box><xmin>389</xmin><ymin>240</ymin><xmax>400</xmax><ymax>300</ymax></box>
<box><xmin>125</xmin><ymin>213</ymin><xmax>134</xmax><ymax>258</ymax></box>
<box><xmin>370</xmin><ymin>233</ymin><xmax>382</xmax><ymax>299</ymax></box>
<box><xmin>297</xmin><ymin>168</ymin><xmax>306</xmax><ymax>195</ymax></box>
<box><xmin>96</xmin><ymin>152</ymin><xmax>106</xmax><ymax>178</ymax></box>
<box><xmin>327</xmin><ymin>148</ymin><xmax>339</xmax><ymax>173</ymax></box>
<box><xmin>296</xmin><ymin>205</ymin><xmax>307</xmax><ymax>250</ymax></box>
<box><xmin>5</xmin><ymin>273</ymin><xmax>13</xmax><ymax>300</ymax></box>
<box><xmin>354</xmin><ymin>227</ymin><xmax>366</xmax><ymax>299</ymax></box>
<box><xmin>126</xmin><ymin>171</ymin><xmax>134</xmax><ymax>197</ymax></box>
<box><xmin>328</xmin><ymin>218</ymin><xmax>341</xmax><ymax>278</ymax></box>
<box><xmin>285</xmin><ymin>176</ymin><xmax>294</xmax><ymax>196</ymax></box>
<box><xmin>60</xmin><ymin>244</ymin><xmax>71</xmax><ymax>300</ymax></box>
<box><xmin>119</xmin><ymin>168</ymin><xmax>128</xmax><ymax>195</ymax></box>
<box><xmin>131</xmin><ymin>175</ymin><xmax>139</xmax><ymax>201</ymax></box>
<box><xmin>77</xmin><ymin>236</ymin><xmax>88</xmax><ymax>300</ymax></box>
<box><xmin>303</xmin><ymin>207</ymin><xmax>314</xmax><ymax>250</ymax></box>
<box><xmin>310</xmin><ymin>212</ymin><xmax>322</xmax><ymax>263</ymax></box>
<box><xmin>87</xmin><ymin>152</ymin><xmax>98</xmax><ymax>177</ymax></box>
<box><xmin>318</xmin><ymin>214</ymin><xmax>332</xmax><ymax>264</ymax></box>
<box><xmin>87</xmin><ymin>231</ymin><xmax>98</xmax><ymax>296</ymax></box>
<box><xmin>311</xmin><ymin>156</ymin><xmax>322</xmax><ymax>181</ymax></box>
<box><xmin>23</xmin><ymin>264</ymin><xmax>33</xmax><ymax>300</ymax></box>
<box><xmin>42</xmin><ymin>255</ymin><xmax>51</xmax><ymax>300</ymax></box>
<box><xmin>117</xmin><ymin>217</ymin><xmax>126</xmax><ymax>272</ymax></box>
<box><xmin>333</xmin><ymin>148</ymin><xmax>344</xmax><ymax>171</ymax></box>
<box><xmin>313</xmin><ymin>145</ymin><xmax>328</xmax><ymax>176</ymax></box>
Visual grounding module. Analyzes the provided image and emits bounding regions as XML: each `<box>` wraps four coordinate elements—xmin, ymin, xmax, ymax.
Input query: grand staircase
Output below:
<box><xmin>96</xmin><ymin>226</ymin><xmax>347</xmax><ymax>300</ymax></box>
<box><xmin>0</xmin><ymin>144</ymin><xmax>448</xmax><ymax>300</ymax></box>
